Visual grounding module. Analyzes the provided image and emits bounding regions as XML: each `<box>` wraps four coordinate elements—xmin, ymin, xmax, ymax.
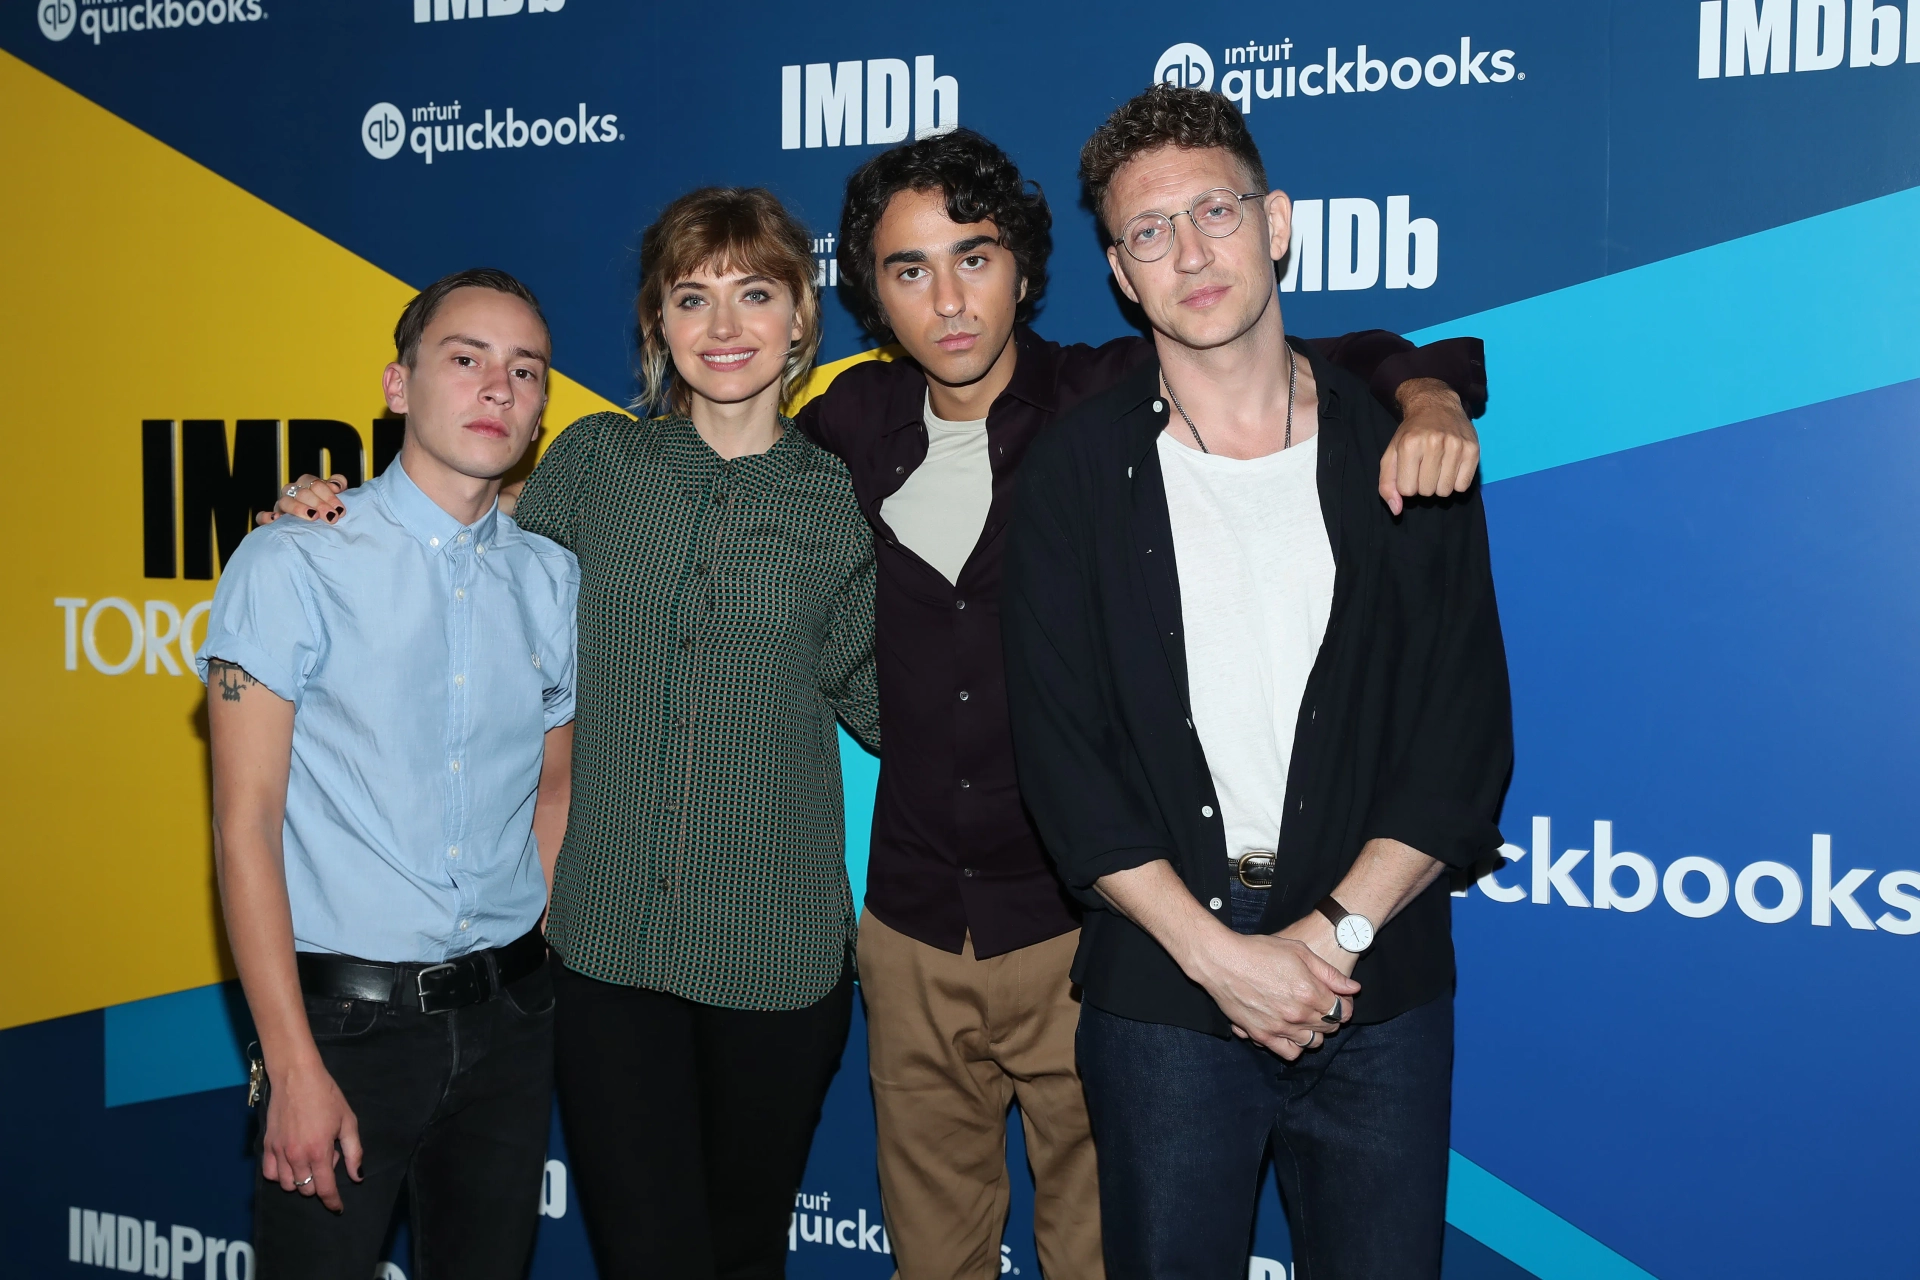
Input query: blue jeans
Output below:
<box><xmin>1076</xmin><ymin>882</ymin><xmax>1454</xmax><ymax>1280</ymax></box>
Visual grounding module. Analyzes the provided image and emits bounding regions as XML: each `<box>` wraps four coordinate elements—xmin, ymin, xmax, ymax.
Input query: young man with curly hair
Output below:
<box><xmin>800</xmin><ymin>129</ymin><xmax>1489</xmax><ymax>1279</ymax></box>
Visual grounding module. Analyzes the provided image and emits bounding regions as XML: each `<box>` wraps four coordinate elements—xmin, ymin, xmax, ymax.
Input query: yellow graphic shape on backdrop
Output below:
<box><xmin>0</xmin><ymin>50</ymin><xmax>621</xmax><ymax>1030</ymax></box>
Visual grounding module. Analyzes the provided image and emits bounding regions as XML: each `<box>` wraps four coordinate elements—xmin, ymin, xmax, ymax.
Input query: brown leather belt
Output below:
<box><xmin>1234</xmin><ymin>850</ymin><xmax>1277</xmax><ymax>890</ymax></box>
<box><xmin>296</xmin><ymin>926</ymin><xmax>547</xmax><ymax>1015</ymax></box>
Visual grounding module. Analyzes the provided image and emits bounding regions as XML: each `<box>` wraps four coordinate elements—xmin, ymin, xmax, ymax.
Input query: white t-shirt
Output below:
<box><xmin>1157</xmin><ymin>432</ymin><xmax>1335</xmax><ymax>861</ymax></box>
<box><xmin>878</xmin><ymin>393</ymin><xmax>994</xmax><ymax>585</ymax></box>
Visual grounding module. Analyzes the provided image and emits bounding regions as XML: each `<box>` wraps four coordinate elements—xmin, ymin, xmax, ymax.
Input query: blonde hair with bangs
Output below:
<box><xmin>633</xmin><ymin>186</ymin><xmax>822</xmax><ymax>418</ymax></box>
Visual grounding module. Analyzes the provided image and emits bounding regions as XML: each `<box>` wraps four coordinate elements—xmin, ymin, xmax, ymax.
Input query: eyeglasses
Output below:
<box><xmin>1114</xmin><ymin>189</ymin><xmax>1263</xmax><ymax>263</ymax></box>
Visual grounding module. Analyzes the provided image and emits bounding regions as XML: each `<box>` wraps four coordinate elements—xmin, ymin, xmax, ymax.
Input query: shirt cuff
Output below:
<box><xmin>195</xmin><ymin>633</ymin><xmax>299</xmax><ymax>705</ymax></box>
<box><xmin>1370</xmin><ymin>336</ymin><xmax>1488</xmax><ymax>419</ymax></box>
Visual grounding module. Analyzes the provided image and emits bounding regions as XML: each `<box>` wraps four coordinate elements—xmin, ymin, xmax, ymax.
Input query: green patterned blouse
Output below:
<box><xmin>516</xmin><ymin>411</ymin><xmax>879</xmax><ymax>1012</ymax></box>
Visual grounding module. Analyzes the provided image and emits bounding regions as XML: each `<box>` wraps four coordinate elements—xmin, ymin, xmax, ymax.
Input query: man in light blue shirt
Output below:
<box><xmin>197</xmin><ymin>268</ymin><xmax>577</xmax><ymax>1280</ymax></box>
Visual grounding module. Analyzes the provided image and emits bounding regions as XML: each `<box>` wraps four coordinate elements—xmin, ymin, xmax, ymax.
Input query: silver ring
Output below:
<box><xmin>284</xmin><ymin>484</ymin><xmax>301</xmax><ymax>499</ymax></box>
<box><xmin>1297</xmin><ymin>1031</ymin><xmax>1316</xmax><ymax>1049</ymax></box>
<box><xmin>294</xmin><ymin>1175</ymin><xmax>314</xmax><ymax>1187</ymax></box>
<box><xmin>1324</xmin><ymin>997</ymin><xmax>1343</xmax><ymax>1025</ymax></box>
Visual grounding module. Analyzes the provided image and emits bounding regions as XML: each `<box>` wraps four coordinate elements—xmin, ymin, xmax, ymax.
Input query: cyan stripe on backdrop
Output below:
<box><xmin>1413</xmin><ymin>184</ymin><xmax>1920</xmax><ymax>483</ymax></box>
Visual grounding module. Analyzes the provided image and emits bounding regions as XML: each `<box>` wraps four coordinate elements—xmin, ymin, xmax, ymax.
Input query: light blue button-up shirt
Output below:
<box><xmin>197</xmin><ymin>461</ymin><xmax>578</xmax><ymax>963</ymax></box>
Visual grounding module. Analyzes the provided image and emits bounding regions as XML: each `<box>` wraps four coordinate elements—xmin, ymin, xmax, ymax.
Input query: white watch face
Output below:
<box><xmin>1336</xmin><ymin>914</ymin><xmax>1375</xmax><ymax>953</ymax></box>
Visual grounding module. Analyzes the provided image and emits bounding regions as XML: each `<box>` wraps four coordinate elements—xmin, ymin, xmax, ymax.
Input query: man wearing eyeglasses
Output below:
<box><xmin>1002</xmin><ymin>86</ymin><xmax>1513</xmax><ymax>1279</ymax></box>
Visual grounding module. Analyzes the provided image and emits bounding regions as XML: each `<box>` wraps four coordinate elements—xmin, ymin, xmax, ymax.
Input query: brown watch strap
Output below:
<box><xmin>1317</xmin><ymin>895</ymin><xmax>1350</xmax><ymax>929</ymax></box>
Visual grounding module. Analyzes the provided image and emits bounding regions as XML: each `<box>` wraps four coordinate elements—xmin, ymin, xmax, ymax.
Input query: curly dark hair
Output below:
<box><xmin>837</xmin><ymin>129</ymin><xmax>1052</xmax><ymax>342</ymax></box>
<box><xmin>1079</xmin><ymin>84</ymin><xmax>1269</xmax><ymax>237</ymax></box>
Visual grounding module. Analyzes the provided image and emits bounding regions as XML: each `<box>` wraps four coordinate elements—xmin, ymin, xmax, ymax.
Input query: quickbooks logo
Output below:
<box><xmin>1462</xmin><ymin>818</ymin><xmax>1920</xmax><ymax>934</ymax></box>
<box><xmin>38</xmin><ymin>0</ymin><xmax>76</xmax><ymax>40</ymax></box>
<box><xmin>361</xmin><ymin>100</ymin><xmax>624</xmax><ymax>163</ymax></box>
<box><xmin>1155</xmin><ymin>37</ymin><xmax>1522</xmax><ymax>117</ymax></box>
<box><xmin>41</xmin><ymin>0</ymin><xmax>267</xmax><ymax>45</ymax></box>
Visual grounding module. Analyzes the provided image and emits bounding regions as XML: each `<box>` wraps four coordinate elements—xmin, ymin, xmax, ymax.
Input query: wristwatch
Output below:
<box><xmin>1317</xmin><ymin>896</ymin><xmax>1376</xmax><ymax>954</ymax></box>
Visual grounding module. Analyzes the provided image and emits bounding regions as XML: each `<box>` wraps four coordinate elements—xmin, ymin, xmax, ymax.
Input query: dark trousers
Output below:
<box><xmin>552</xmin><ymin>956</ymin><xmax>853</xmax><ymax>1280</ymax></box>
<box><xmin>253</xmin><ymin>963</ymin><xmax>556</xmax><ymax>1280</ymax></box>
<box><xmin>1076</xmin><ymin>882</ymin><xmax>1454</xmax><ymax>1280</ymax></box>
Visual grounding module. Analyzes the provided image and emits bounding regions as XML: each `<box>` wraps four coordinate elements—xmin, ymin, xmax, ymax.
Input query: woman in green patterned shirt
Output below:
<box><xmin>512</xmin><ymin>188</ymin><xmax>880</xmax><ymax>1279</ymax></box>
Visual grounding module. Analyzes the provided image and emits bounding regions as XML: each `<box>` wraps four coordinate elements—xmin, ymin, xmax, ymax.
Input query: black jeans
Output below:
<box><xmin>253</xmin><ymin>962</ymin><xmax>556</xmax><ymax>1280</ymax></box>
<box><xmin>1076</xmin><ymin>881</ymin><xmax>1454</xmax><ymax>1280</ymax></box>
<box><xmin>552</xmin><ymin>955</ymin><xmax>853</xmax><ymax>1280</ymax></box>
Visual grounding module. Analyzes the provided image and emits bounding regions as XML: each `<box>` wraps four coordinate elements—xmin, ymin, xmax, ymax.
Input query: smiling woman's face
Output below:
<box><xmin>660</xmin><ymin>263</ymin><xmax>803</xmax><ymax>411</ymax></box>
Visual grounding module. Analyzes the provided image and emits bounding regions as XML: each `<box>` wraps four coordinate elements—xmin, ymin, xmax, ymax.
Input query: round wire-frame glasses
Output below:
<box><xmin>1114</xmin><ymin>189</ymin><xmax>1263</xmax><ymax>263</ymax></box>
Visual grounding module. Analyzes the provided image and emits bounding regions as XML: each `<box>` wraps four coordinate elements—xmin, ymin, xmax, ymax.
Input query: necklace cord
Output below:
<box><xmin>1162</xmin><ymin>341</ymin><xmax>1298</xmax><ymax>456</ymax></box>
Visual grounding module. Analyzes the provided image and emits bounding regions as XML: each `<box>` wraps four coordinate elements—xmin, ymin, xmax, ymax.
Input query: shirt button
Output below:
<box><xmin>476</xmin><ymin>544</ymin><xmax>486</xmax><ymax>555</ymax></box>
<box><xmin>448</xmin><ymin>845</ymin><xmax>459</xmax><ymax>858</ymax></box>
<box><xmin>1201</xmin><ymin>805</ymin><xmax>1213</xmax><ymax>817</ymax></box>
<box><xmin>894</xmin><ymin>465</ymin><xmax>905</xmax><ymax>475</ymax></box>
<box><xmin>963</xmin><ymin>867</ymin><xmax>976</xmax><ymax>878</ymax></box>
<box><xmin>955</xmin><ymin>599</ymin><xmax>967</xmax><ymax>611</ymax></box>
<box><xmin>429</xmin><ymin>537</ymin><xmax>440</xmax><ymax>548</ymax></box>
<box><xmin>455</xmin><ymin>588</ymin><xmax>465</xmax><ymax>601</ymax></box>
<box><xmin>459</xmin><ymin>919</ymin><xmax>470</xmax><ymax>930</ymax></box>
<box><xmin>958</xmin><ymin>690</ymin><xmax>970</xmax><ymax>702</ymax></box>
<box><xmin>454</xmin><ymin>674</ymin><xmax>465</xmax><ymax>686</ymax></box>
<box><xmin>657</xmin><ymin>876</ymin><xmax>670</xmax><ymax>892</ymax></box>
<box><xmin>959</xmin><ymin>778</ymin><xmax>971</xmax><ymax>790</ymax></box>
<box><xmin>1153</xmin><ymin>400</ymin><xmax>1166</xmax><ymax>413</ymax></box>
<box><xmin>458</xmin><ymin>533</ymin><xmax>469</xmax><ymax>543</ymax></box>
<box><xmin>450</xmin><ymin>760</ymin><xmax>461</xmax><ymax>773</ymax></box>
<box><xmin>1209</xmin><ymin>897</ymin><xmax>1223</xmax><ymax>910</ymax></box>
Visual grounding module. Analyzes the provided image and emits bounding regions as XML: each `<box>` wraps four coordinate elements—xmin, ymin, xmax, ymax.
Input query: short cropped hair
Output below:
<box><xmin>634</xmin><ymin>186</ymin><xmax>821</xmax><ymax>416</ymax></box>
<box><xmin>838</xmin><ymin>129</ymin><xmax>1052</xmax><ymax>342</ymax></box>
<box><xmin>394</xmin><ymin>267</ymin><xmax>549</xmax><ymax>368</ymax></box>
<box><xmin>1078</xmin><ymin>85</ymin><xmax>1270</xmax><ymax>237</ymax></box>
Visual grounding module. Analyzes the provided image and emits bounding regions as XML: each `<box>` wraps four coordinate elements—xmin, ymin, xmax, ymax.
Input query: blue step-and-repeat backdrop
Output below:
<box><xmin>1</xmin><ymin>1</ymin><xmax>1916</xmax><ymax>1277</ymax></box>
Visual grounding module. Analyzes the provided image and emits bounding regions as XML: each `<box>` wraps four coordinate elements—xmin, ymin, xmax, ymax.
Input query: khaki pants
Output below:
<box><xmin>857</xmin><ymin>911</ymin><xmax>1104</xmax><ymax>1280</ymax></box>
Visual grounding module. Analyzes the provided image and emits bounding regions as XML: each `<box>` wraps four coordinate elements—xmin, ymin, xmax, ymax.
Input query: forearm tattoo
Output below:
<box><xmin>208</xmin><ymin>659</ymin><xmax>261</xmax><ymax>703</ymax></box>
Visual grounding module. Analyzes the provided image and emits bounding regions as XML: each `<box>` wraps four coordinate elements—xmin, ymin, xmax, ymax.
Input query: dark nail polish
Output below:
<box><xmin>326</xmin><ymin>510</ymin><xmax>338</xmax><ymax>522</ymax></box>
<box><xmin>306</xmin><ymin>509</ymin><xmax>316</xmax><ymax>518</ymax></box>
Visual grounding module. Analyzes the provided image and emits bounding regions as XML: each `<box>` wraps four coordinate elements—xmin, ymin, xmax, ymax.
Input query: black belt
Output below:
<box><xmin>297</xmin><ymin>927</ymin><xmax>547</xmax><ymax>1015</ymax></box>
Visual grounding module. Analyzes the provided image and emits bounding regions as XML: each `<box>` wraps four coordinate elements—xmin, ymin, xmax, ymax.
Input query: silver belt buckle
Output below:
<box><xmin>415</xmin><ymin>961</ymin><xmax>459</xmax><ymax>1012</ymax></box>
<box><xmin>1235</xmin><ymin>850</ymin><xmax>1276</xmax><ymax>890</ymax></box>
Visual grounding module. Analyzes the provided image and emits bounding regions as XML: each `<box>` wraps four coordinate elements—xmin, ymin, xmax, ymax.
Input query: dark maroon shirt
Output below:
<box><xmin>795</xmin><ymin>327</ymin><xmax>1486</xmax><ymax>958</ymax></box>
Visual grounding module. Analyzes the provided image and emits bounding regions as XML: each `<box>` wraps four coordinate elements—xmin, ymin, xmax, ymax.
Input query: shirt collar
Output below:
<box><xmin>879</xmin><ymin>324</ymin><xmax>1057</xmax><ymax>436</ymax></box>
<box><xmin>377</xmin><ymin>457</ymin><xmax>500</xmax><ymax>555</ymax></box>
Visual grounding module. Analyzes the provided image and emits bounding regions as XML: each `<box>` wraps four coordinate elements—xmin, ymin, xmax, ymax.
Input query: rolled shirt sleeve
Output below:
<box><xmin>193</xmin><ymin>526</ymin><xmax>323</xmax><ymax>704</ymax></box>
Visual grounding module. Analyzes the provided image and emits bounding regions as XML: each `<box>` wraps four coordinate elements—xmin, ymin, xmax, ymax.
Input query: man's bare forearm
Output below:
<box><xmin>1283</xmin><ymin>837</ymin><xmax>1446</xmax><ymax>971</ymax></box>
<box><xmin>1331</xmin><ymin>838</ymin><xmax>1445</xmax><ymax>930</ymax></box>
<box><xmin>533</xmin><ymin>724</ymin><xmax>573</xmax><ymax>900</ymax></box>
<box><xmin>206</xmin><ymin>661</ymin><xmax>318</xmax><ymax>1079</ymax></box>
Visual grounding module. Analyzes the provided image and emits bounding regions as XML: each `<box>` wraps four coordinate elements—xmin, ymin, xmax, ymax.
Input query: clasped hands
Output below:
<box><xmin>1190</xmin><ymin>914</ymin><xmax>1360</xmax><ymax>1062</ymax></box>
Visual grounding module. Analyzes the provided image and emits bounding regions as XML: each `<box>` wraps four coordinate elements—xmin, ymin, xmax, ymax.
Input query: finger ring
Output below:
<box><xmin>1323</xmin><ymin>997</ymin><xmax>1342</xmax><ymax>1025</ymax></box>
<box><xmin>1296</xmin><ymin>1031</ymin><xmax>1316</xmax><ymax>1049</ymax></box>
<box><xmin>294</xmin><ymin>1175</ymin><xmax>314</xmax><ymax>1187</ymax></box>
<box><xmin>285</xmin><ymin>484</ymin><xmax>301</xmax><ymax>499</ymax></box>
